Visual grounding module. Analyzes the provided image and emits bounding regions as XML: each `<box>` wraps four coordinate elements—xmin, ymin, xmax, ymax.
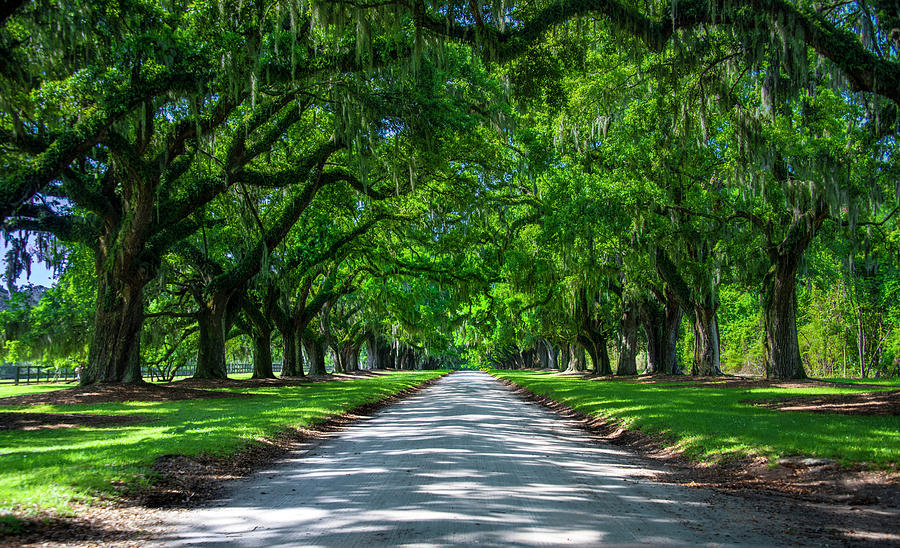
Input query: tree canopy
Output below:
<box><xmin>1</xmin><ymin>0</ymin><xmax>898</xmax><ymax>381</ymax></box>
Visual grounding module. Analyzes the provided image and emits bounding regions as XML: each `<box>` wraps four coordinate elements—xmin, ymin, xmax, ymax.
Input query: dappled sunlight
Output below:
<box><xmin>497</xmin><ymin>371</ymin><xmax>900</xmax><ymax>463</ymax></box>
<box><xmin>160</xmin><ymin>372</ymin><xmax>785</xmax><ymax>547</ymax></box>
<box><xmin>0</xmin><ymin>373</ymin><xmax>444</xmax><ymax>510</ymax></box>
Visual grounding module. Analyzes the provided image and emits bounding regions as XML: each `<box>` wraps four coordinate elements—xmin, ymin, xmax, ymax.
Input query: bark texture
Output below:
<box><xmin>84</xmin><ymin>274</ymin><xmax>145</xmax><ymax>384</ymax></box>
<box><xmin>691</xmin><ymin>304</ymin><xmax>722</xmax><ymax>376</ymax></box>
<box><xmin>279</xmin><ymin>330</ymin><xmax>303</xmax><ymax>376</ymax></box>
<box><xmin>762</xmin><ymin>207</ymin><xmax>826</xmax><ymax>379</ymax></box>
<box><xmin>304</xmin><ymin>338</ymin><xmax>327</xmax><ymax>375</ymax></box>
<box><xmin>194</xmin><ymin>296</ymin><xmax>230</xmax><ymax>379</ymax></box>
<box><xmin>616</xmin><ymin>302</ymin><xmax>638</xmax><ymax>375</ymax></box>
<box><xmin>764</xmin><ymin>253</ymin><xmax>807</xmax><ymax>379</ymax></box>
<box><xmin>641</xmin><ymin>289</ymin><xmax>683</xmax><ymax>375</ymax></box>
<box><xmin>252</xmin><ymin>333</ymin><xmax>275</xmax><ymax>379</ymax></box>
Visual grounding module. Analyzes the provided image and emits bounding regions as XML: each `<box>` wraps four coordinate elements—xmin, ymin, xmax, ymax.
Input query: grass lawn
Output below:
<box><xmin>0</xmin><ymin>370</ymin><xmax>445</xmax><ymax>515</ymax></box>
<box><xmin>0</xmin><ymin>373</ymin><xmax>257</xmax><ymax>396</ymax></box>
<box><xmin>0</xmin><ymin>383</ymin><xmax>76</xmax><ymax>397</ymax></box>
<box><xmin>493</xmin><ymin>370</ymin><xmax>900</xmax><ymax>466</ymax></box>
<box><xmin>819</xmin><ymin>377</ymin><xmax>900</xmax><ymax>387</ymax></box>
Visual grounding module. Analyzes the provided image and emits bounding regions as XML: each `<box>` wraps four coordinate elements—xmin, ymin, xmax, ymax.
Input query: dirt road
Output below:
<box><xmin>157</xmin><ymin>371</ymin><xmax>794</xmax><ymax>547</ymax></box>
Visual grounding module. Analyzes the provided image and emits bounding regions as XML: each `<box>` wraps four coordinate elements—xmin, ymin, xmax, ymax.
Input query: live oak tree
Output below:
<box><xmin>1</xmin><ymin>0</ymin><xmax>263</xmax><ymax>383</ymax></box>
<box><xmin>0</xmin><ymin>0</ymin><xmax>386</xmax><ymax>383</ymax></box>
<box><xmin>4</xmin><ymin>0</ymin><xmax>899</xmax><ymax>380</ymax></box>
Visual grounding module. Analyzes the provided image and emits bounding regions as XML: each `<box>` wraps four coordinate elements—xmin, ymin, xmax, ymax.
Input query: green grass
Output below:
<box><xmin>493</xmin><ymin>370</ymin><xmax>900</xmax><ymax>466</ymax></box>
<box><xmin>0</xmin><ymin>383</ymin><xmax>74</xmax><ymax>397</ymax></box>
<box><xmin>818</xmin><ymin>377</ymin><xmax>900</xmax><ymax>387</ymax></box>
<box><xmin>0</xmin><ymin>373</ymin><xmax>258</xmax><ymax>396</ymax></box>
<box><xmin>0</xmin><ymin>370</ymin><xmax>445</xmax><ymax>514</ymax></box>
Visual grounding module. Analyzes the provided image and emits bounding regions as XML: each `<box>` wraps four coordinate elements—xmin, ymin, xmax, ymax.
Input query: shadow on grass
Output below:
<box><xmin>0</xmin><ymin>372</ymin><xmax>447</xmax><ymax>518</ymax></box>
<box><xmin>495</xmin><ymin>371</ymin><xmax>900</xmax><ymax>464</ymax></box>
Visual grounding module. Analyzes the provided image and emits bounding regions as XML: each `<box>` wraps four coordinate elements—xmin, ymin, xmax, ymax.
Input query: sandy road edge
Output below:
<box><xmin>0</xmin><ymin>371</ymin><xmax>451</xmax><ymax>547</ymax></box>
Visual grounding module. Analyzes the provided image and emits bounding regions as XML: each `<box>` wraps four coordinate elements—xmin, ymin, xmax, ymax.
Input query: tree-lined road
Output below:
<box><xmin>159</xmin><ymin>372</ymin><xmax>790</xmax><ymax>547</ymax></box>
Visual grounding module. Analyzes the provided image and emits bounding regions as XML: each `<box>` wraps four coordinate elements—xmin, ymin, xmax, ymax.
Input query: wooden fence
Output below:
<box><xmin>0</xmin><ymin>362</ymin><xmax>283</xmax><ymax>385</ymax></box>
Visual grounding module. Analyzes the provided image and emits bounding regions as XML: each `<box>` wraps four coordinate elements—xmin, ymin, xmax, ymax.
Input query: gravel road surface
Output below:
<box><xmin>157</xmin><ymin>371</ymin><xmax>792</xmax><ymax>547</ymax></box>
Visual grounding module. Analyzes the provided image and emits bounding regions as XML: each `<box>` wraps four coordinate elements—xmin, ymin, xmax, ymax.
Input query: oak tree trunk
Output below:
<box><xmin>84</xmin><ymin>272</ymin><xmax>145</xmax><ymax>384</ymax></box>
<box><xmin>642</xmin><ymin>290</ymin><xmax>682</xmax><ymax>375</ymax></box>
<box><xmin>764</xmin><ymin>254</ymin><xmax>807</xmax><ymax>379</ymax></box>
<box><xmin>194</xmin><ymin>296</ymin><xmax>230</xmax><ymax>379</ymax></box>
<box><xmin>579</xmin><ymin>334</ymin><xmax>611</xmax><ymax>375</ymax></box>
<box><xmin>331</xmin><ymin>344</ymin><xmax>345</xmax><ymax>373</ymax></box>
<box><xmin>280</xmin><ymin>329</ymin><xmax>303</xmax><ymax>377</ymax></box>
<box><xmin>546</xmin><ymin>341</ymin><xmax>558</xmax><ymax>370</ymax></box>
<box><xmin>761</xmin><ymin>206</ymin><xmax>826</xmax><ymax>378</ymax></box>
<box><xmin>692</xmin><ymin>305</ymin><xmax>721</xmax><ymax>376</ymax></box>
<box><xmin>557</xmin><ymin>342</ymin><xmax>570</xmax><ymax>371</ymax></box>
<box><xmin>616</xmin><ymin>303</ymin><xmax>638</xmax><ymax>375</ymax></box>
<box><xmin>342</xmin><ymin>344</ymin><xmax>360</xmax><ymax>372</ymax></box>
<box><xmin>303</xmin><ymin>338</ymin><xmax>327</xmax><ymax>375</ymax></box>
<box><xmin>663</xmin><ymin>297</ymin><xmax>683</xmax><ymax>374</ymax></box>
<box><xmin>366</xmin><ymin>336</ymin><xmax>381</xmax><ymax>369</ymax></box>
<box><xmin>537</xmin><ymin>341</ymin><xmax>550</xmax><ymax>369</ymax></box>
<box><xmin>641</xmin><ymin>300</ymin><xmax>665</xmax><ymax>375</ymax></box>
<box><xmin>251</xmin><ymin>332</ymin><xmax>275</xmax><ymax>379</ymax></box>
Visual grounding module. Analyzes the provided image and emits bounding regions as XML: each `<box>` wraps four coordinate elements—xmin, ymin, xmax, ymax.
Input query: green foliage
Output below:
<box><xmin>2</xmin><ymin>0</ymin><xmax>900</xmax><ymax>384</ymax></box>
<box><xmin>718</xmin><ymin>284</ymin><xmax>764</xmax><ymax>374</ymax></box>
<box><xmin>0</xmin><ymin>246</ymin><xmax>93</xmax><ymax>368</ymax></box>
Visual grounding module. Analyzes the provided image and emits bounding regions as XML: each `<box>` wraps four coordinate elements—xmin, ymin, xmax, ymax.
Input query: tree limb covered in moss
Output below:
<box><xmin>4</xmin><ymin>212</ymin><xmax>99</xmax><ymax>246</ymax></box>
<box><xmin>0</xmin><ymin>70</ymin><xmax>205</xmax><ymax>223</ymax></box>
<box><xmin>399</xmin><ymin>0</ymin><xmax>900</xmax><ymax>104</ymax></box>
<box><xmin>207</xmin><ymin>140</ymin><xmax>342</xmax><ymax>296</ymax></box>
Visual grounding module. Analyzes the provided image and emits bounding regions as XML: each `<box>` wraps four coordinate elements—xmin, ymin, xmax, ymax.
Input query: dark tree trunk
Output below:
<box><xmin>194</xmin><ymin>296</ymin><xmax>229</xmax><ymax>379</ymax></box>
<box><xmin>664</xmin><ymin>295</ymin><xmax>683</xmax><ymax>374</ymax></box>
<box><xmin>617</xmin><ymin>302</ymin><xmax>638</xmax><ymax>375</ymax></box>
<box><xmin>342</xmin><ymin>343</ymin><xmax>360</xmax><ymax>372</ymax></box>
<box><xmin>331</xmin><ymin>344</ymin><xmax>344</xmax><ymax>373</ymax></box>
<box><xmin>546</xmin><ymin>341</ymin><xmax>558</xmax><ymax>370</ymax></box>
<box><xmin>764</xmin><ymin>253</ymin><xmax>807</xmax><ymax>379</ymax></box>
<box><xmin>366</xmin><ymin>336</ymin><xmax>381</xmax><ymax>369</ymax></box>
<box><xmin>655</xmin><ymin>249</ymin><xmax>717</xmax><ymax>376</ymax></box>
<box><xmin>691</xmin><ymin>304</ymin><xmax>721</xmax><ymax>376</ymax></box>
<box><xmin>558</xmin><ymin>342</ymin><xmax>571</xmax><ymax>371</ymax></box>
<box><xmin>84</xmin><ymin>271</ymin><xmax>145</xmax><ymax>385</ymax></box>
<box><xmin>597</xmin><ymin>341</ymin><xmax>611</xmax><ymax>375</ymax></box>
<box><xmin>380</xmin><ymin>342</ymin><xmax>393</xmax><ymax>369</ymax></box>
<box><xmin>251</xmin><ymin>332</ymin><xmax>275</xmax><ymax>379</ymax></box>
<box><xmin>401</xmin><ymin>348</ymin><xmax>415</xmax><ymax>370</ymax></box>
<box><xmin>566</xmin><ymin>343</ymin><xmax>587</xmax><ymax>372</ymax></box>
<box><xmin>641</xmin><ymin>299</ymin><xmax>666</xmax><ymax>375</ymax></box>
<box><xmin>537</xmin><ymin>341</ymin><xmax>550</xmax><ymax>369</ymax></box>
<box><xmin>303</xmin><ymin>338</ymin><xmax>327</xmax><ymax>375</ymax></box>
<box><xmin>643</xmin><ymin>288</ymin><xmax>684</xmax><ymax>375</ymax></box>
<box><xmin>519</xmin><ymin>349</ymin><xmax>530</xmax><ymax>369</ymax></box>
<box><xmin>579</xmin><ymin>334</ymin><xmax>612</xmax><ymax>375</ymax></box>
<box><xmin>279</xmin><ymin>329</ymin><xmax>303</xmax><ymax>377</ymax></box>
<box><xmin>386</xmin><ymin>344</ymin><xmax>397</xmax><ymax>369</ymax></box>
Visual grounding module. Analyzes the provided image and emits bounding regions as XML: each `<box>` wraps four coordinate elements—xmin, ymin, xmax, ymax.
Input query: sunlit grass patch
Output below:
<box><xmin>0</xmin><ymin>383</ymin><xmax>73</xmax><ymax>398</ymax></box>
<box><xmin>493</xmin><ymin>370</ymin><xmax>900</xmax><ymax>466</ymax></box>
<box><xmin>0</xmin><ymin>373</ymin><xmax>258</xmax><ymax>400</ymax></box>
<box><xmin>0</xmin><ymin>371</ymin><xmax>445</xmax><ymax>514</ymax></box>
<box><xmin>819</xmin><ymin>377</ymin><xmax>900</xmax><ymax>387</ymax></box>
